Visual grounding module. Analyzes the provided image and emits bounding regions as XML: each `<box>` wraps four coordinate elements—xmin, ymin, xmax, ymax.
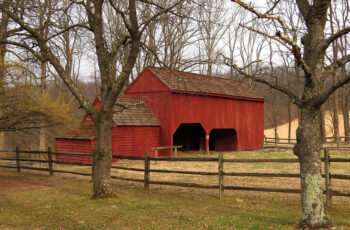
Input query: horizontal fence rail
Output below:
<box><xmin>0</xmin><ymin>147</ymin><xmax>349</xmax><ymax>205</ymax></box>
<box><xmin>264</xmin><ymin>135</ymin><xmax>350</xmax><ymax>150</ymax></box>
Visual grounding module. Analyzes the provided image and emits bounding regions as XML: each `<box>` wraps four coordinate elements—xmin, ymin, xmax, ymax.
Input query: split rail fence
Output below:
<box><xmin>264</xmin><ymin>136</ymin><xmax>350</xmax><ymax>150</ymax></box>
<box><xmin>0</xmin><ymin>148</ymin><xmax>350</xmax><ymax>206</ymax></box>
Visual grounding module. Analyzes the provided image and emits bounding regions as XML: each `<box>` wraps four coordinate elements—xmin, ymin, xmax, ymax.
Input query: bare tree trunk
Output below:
<box><xmin>332</xmin><ymin>89</ymin><xmax>339</xmax><ymax>138</ymax></box>
<box><xmin>0</xmin><ymin>1</ymin><xmax>9</xmax><ymax>150</ymax></box>
<box><xmin>342</xmin><ymin>68</ymin><xmax>349</xmax><ymax>140</ymax></box>
<box><xmin>341</xmin><ymin>38</ymin><xmax>349</xmax><ymax>141</ymax></box>
<box><xmin>0</xmin><ymin>132</ymin><xmax>4</xmax><ymax>150</ymax></box>
<box><xmin>39</xmin><ymin>61</ymin><xmax>47</xmax><ymax>152</ymax></box>
<box><xmin>288</xmin><ymin>100</ymin><xmax>291</xmax><ymax>142</ymax></box>
<box><xmin>320</xmin><ymin>105</ymin><xmax>326</xmax><ymax>140</ymax></box>
<box><xmin>330</xmin><ymin>4</ymin><xmax>339</xmax><ymax>139</ymax></box>
<box><xmin>294</xmin><ymin>106</ymin><xmax>329</xmax><ymax>228</ymax></box>
<box><xmin>92</xmin><ymin>113</ymin><xmax>114</xmax><ymax>199</ymax></box>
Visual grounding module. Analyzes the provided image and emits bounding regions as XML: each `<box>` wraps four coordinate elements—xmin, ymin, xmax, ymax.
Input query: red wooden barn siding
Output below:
<box><xmin>170</xmin><ymin>93</ymin><xmax>264</xmax><ymax>151</ymax></box>
<box><xmin>112</xmin><ymin>126</ymin><xmax>160</xmax><ymax>157</ymax></box>
<box><xmin>125</xmin><ymin>68</ymin><xmax>264</xmax><ymax>156</ymax></box>
<box><xmin>125</xmin><ymin>68</ymin><xmax>173</xmax><ymax>155</ymax></box>
<box><xmin>56</xmin><ymin>126</ymin><xmax>159</xmax><ymax>162</ymax></box>
<box><xmin>55</xmin><ymin>138</ymin><xmax>93</xmax><ymax>163</ymax></box>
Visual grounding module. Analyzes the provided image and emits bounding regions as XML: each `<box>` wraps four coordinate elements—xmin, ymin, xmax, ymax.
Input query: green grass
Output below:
<box><xmin>1</xmin><ymin>149</ymin><xmax>350</xmax><ymax>229</ymax></box>
<box><xmin>0</xmin><ymin>169</ymin><xmax>349</xmax><ymax>230</ymax></box>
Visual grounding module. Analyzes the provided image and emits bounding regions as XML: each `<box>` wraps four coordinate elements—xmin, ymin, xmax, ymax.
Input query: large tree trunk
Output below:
<box><xmin>92</xmin><ymin>113</ymin><xmax>114</xmax><ymax>199</ymax></box>
<box><xmin>0</xmin><ymin>2</ymin><xmax>9</xmax><ymax>151</ymax></box>
<box><xmin>294</xmin><ymin>106</ymin><xmax>329</xmax><ymax>228</ymax></box>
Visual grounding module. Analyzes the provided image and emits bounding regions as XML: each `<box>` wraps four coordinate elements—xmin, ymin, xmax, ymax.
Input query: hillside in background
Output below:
<box><xmin>264</xmin><ymin>111</ymin><xmax>349</xmax><ymax>138</ymax></box>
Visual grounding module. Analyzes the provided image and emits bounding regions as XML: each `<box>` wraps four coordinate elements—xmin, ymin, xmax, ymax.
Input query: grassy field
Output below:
<box><xmin>0</xmin><ymin>149</ymin><xmax>349</xmax><ymax>229</ymax></box>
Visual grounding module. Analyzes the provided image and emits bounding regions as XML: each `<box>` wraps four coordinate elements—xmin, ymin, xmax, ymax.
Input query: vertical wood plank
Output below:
<box><xmin>144</xmin><ymin>152</ymin><xmax>150</xmax><ymax>191</ymax></box>
<box><xmin>174</xmin><ymin>147</ymin><xmax>177</xmax><ymax>157</ymax></box>
<box><xmin>15</xmin><ymin>146</ymin><xmax>20</xmax><ymax>173</ymax></box>
<box><xmin>218</xmin><ymin>153</ymin><xmax>223</xmax><ymax>199</ymax></box>
<box><xmin>324</xmin><ymin>149</ymin><xmax>332</xmax><ymax>207</ymax></box>
<box><xmin>48</xmin><ymin>146</ymin><xmax>53</xmax><ymax>176</ymax></box>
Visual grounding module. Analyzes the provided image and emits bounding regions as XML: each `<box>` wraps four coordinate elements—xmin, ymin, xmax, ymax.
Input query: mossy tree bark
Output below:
<box><xmin>294</xmin><ymin>106</ymin><xmax>329</xmax><ymax>228</ymax></box>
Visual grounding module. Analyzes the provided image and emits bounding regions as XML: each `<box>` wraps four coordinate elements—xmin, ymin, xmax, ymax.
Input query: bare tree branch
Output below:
<box><xmin>264</xmin><ymin>0</ymin><xmax>281</xmax><ymax>15</ymax></box>
<box><xmin>324</xmin><ymin>53</ymin><xmax>350</xmax><ymax>77</ymax></box>
<box><xmin>139</xmin><ymin>0</ymin><xmax>185</xmax><ymax>35</ymax></box>
<box><xmin>231</xmin><ymin>0</ymin><xmax>288</xmax><ymax>34</ymax></box>
<box><xmin>317</xmin><ymin>74</ymin><xmax>350</xmax><ymax>106</ymax></box>
<box><xmin>321</xmin><ymin>26</ymin><xmax>350</xmax><ymax>51</ymax></box>
<box><xmin>45</xmin><ymin>23</ymin><xmax>90</xmax><ymax>41</ymax></box>
<box><xmin>0</xmin><ymin>39</ymin><xmax>42</xmax><ymax>61</ymax></box>
<box><xmin>108</xmin><ymin>0</ymin><xmax>133</xmax><ymax>35</ymax></box>
<box><xmin>295</xmin><ymin>0</ymin><xmax>311</xmax><ymax>21</ymax></box>
<box><xmin>222</xmin><ymin>56</ymin><xmax>302</xmax><ymax>107</ymax></box>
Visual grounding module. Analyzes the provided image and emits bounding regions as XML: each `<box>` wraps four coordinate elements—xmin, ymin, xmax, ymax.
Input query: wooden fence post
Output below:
<box><xmin>144</xmin><ymin>152</ymin><xmax>150</xmax><ymax>191</ymax></box>
<box><xmin>174</xmin><ymin>147</ymin><xmax>177</xmax><ymax>157</ymax></box>
<box><xmin>336</xmin><ymin>135</ymin><xmax>340</xmax><ymax>150</ymax></box>
<box><xmin>324</xmin><ymin>149</ymin><xmax>332</xmax><ymax>207</ymax></box>
<box><xmin>48</xmin><ymin>146</ymin><xmax>53</xmax><ymax>176</ymax></box>
<box><xmin>218</xmin><ymin>153</ymin><xmax>223</xmax><ymax>199</ymax></box>
<box><xmin>15</xmin><ymin>146</ymin><xmax>20</xmax><ymax>173</ymax></box>
<box><xmin>275</xmin><ymin>137</ymin><xmax>277</xmax><ymax>149</ymax></box>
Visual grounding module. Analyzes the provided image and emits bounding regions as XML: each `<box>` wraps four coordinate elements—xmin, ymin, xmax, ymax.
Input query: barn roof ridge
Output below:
<box><xmin>146</xmin><ymin>66</ymin><xmax>263</xmax><ymax>100</ymax></box>
<box><xmin>148</xmin><ymin>66</ymin><xmax>235</xmax><ymax>81</ymax></box>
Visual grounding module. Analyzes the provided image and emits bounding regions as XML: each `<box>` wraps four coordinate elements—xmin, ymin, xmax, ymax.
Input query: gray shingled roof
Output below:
<box><xmin>57</xmin><ymin>97</ymin><xmax>160</xmax><ymax>139</ymax></box>
<box><xmin>56</xmin><ymin>125</ymin><xmax>95</xmax><ymax>140</ymax></box>
<box><xmin>147</xmin><ymin>66</ymin><xmax>263</xmax><ymax>100</ymax></box>
<box><xmin>113</xmin><ymin>97</ymin><xmax>160</xmax><ymax>126</ymax></box>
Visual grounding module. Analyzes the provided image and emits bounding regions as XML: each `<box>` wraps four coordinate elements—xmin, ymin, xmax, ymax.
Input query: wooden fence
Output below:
<box><xmin>149</xmin><ymin>145</ymin><xmax>182</xmax><ymax>158</ymax></box>
<box><xmin>264</xmin><ymin>136</ymin><xmax>350</xmax><ymax>150</ymax></box>
<box><xmin>1</xmin><ymin>148</ymin><xmax>350</xmax><ymax>206</ymax></box>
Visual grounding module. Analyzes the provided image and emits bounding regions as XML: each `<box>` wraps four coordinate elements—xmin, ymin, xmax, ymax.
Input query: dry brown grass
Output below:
<box><xmin>50</xmin><ymin>149</ymin><xmax>350</xmax><ymax>200</ymax></box>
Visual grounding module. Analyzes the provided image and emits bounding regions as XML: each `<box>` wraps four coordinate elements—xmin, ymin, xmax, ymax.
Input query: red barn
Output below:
<box><xmin>125</xmin><ymin>67</ymin><xmax>264</xmax><ymax>156</ymax></box>
<box><xmin>55</xmin><ymin>67</ymin><xmax>264</xmax><ymax>161</ymax></box>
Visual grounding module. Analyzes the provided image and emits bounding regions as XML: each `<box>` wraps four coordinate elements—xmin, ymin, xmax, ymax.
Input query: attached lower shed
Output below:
<box><xmin>55</xmin><ymin>97</ymin><xmax>160</xmax><ymax>163</ymax></box>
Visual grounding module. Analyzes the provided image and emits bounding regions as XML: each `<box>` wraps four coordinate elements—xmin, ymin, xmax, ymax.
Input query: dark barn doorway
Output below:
<box><xmin>209</xmin><ymin>129</ymin><xmax>237</xmax><ymax>151</ymax></box>
<box><xmin>173</xmin><ymin>123</ymin><xmax>205</xmax><ymax>151</ymax></box>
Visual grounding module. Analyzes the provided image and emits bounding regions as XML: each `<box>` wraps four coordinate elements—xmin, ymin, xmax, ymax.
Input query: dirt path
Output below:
<box><xmin>0</xmin><ymin>174</ymin><xmax>49</xmax><ymax>197</ymax></box>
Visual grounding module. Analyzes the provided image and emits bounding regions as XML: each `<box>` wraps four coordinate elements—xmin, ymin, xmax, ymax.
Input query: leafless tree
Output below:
<box><xmin>0</xmin><ymin>0</ymin><xmax>185</xmax><ymax>199</ymax></box>
<box><xmin>196</xmin><ymin>0</ymin><xmax>229</xmax><ymax>75</ymax></box>
<box><xmin>229</xmin><ymin>0</ymin><xmax>350</xmax><ymax>228</ymax></box>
